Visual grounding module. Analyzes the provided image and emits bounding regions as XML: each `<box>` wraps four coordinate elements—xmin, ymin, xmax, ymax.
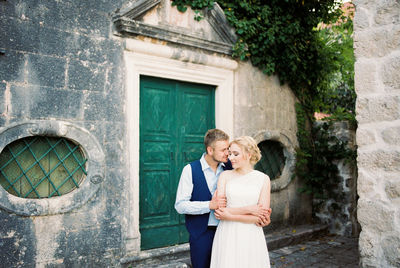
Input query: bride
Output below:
<box><xmin>210</xmin><ymin>136</ymin><xmax>271</xmax><ymax>268</ymax></box>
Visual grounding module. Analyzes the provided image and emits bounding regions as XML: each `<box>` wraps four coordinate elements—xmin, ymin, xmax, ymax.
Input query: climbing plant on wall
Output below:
<box><xmin>172</xmin><ymin>0</ymin><xmax>342</xmax><ymax>107</ymax></box>
<box><xmin>171</xmin><ymin>0</ymin><xmax>356</xmax><ymax>200</ymax></box>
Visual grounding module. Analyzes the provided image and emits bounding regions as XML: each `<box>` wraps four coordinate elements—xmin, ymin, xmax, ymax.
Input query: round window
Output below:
<box><xmin>255</xmin><ymin>140</ymin><xmax>286</xmax><ymax>180</ymax></box>
<box><xmin>0</xmin><ymin>136</ymin><xmax>87</xmax><ymax>199</ymax></box>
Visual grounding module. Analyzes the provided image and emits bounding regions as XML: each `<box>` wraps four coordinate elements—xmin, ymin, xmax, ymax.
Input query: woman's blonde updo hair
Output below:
<box><xmin>230</xmin><ymin>136</ymin><xmax>261</xmax><ymax>165</ymax></box>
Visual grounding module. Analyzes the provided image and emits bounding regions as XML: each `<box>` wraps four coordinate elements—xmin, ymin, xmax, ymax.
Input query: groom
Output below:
<box><xmin>175</xmin><ymin>129</ymin><xmax>232</xmax><ymax>268</ymax></box>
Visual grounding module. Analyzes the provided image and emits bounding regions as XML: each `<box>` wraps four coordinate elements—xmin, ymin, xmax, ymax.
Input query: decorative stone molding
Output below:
<box><xmin>253</xmin><ymin>130</ymin><xmax>296</xmax><ymax>192</ymax></box>
<box><xmin>0</xmin><ymin>121</ymin><xmax>105</xmax><ymax>216</ymax></box>
<box><xmin>113</xmin><ymin>1</ymin><xmax>237</xmax><ymax>55</ymax></box>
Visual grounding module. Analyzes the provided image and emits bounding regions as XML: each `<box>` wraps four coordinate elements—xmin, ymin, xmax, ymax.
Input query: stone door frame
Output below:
<box><xmin>122</xmin><ymin>38</ymin><xmax>237</xmax><ymax>254</ymax></box>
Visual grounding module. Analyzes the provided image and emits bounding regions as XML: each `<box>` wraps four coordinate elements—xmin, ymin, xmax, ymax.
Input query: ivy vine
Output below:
<box><xmin>171</xmin><ymin>0</ymin><xmax>356</xmax><ymax>201</ymax></box>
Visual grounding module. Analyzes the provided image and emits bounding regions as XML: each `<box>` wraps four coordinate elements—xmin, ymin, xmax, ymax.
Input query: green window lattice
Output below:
<box><xmin>0</xmin><ymin>136</ymin><xmax>87</xmax><ymax>199</ymax></box>
<box><xmin>255</xmin><ymin>140</ymin><xmax>286</xmax><ymax>180</ymax></box>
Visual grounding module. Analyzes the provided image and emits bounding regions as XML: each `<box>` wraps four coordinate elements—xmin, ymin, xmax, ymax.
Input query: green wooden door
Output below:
<box><xmin>139</xmin><ymin>76</ymin><xmax>215</xmax><ymax>250</ymax></box>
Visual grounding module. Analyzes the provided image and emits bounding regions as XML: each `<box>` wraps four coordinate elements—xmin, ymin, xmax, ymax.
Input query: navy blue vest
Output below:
<box><xmin>185</xmin><ymin>159</ymin><xmax>233</xmax><ymax>239</ymax></box>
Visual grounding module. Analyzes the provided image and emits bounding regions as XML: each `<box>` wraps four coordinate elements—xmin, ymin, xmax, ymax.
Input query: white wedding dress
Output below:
<box><xmin>210</xmin><ymin>170</ymin><xmax>270</xmax><ymax>268</ymax></box>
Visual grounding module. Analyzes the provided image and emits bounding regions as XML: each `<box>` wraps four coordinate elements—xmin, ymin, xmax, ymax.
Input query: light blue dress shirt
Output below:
<box><xmin>175</xmin><ymin>153</ymin><xmax>226</xmax><ymax>226</ymax></box>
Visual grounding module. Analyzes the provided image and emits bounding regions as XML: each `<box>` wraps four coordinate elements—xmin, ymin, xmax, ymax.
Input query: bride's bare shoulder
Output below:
<box><xmin>220</xmin><ymin>170</ymin><xmax>234</xmax><ymax>178</ymax></box>
<box><xmin>253</xmin><ymin>170</ymin><xmax>271</xmax><ymax>182</ymax></box>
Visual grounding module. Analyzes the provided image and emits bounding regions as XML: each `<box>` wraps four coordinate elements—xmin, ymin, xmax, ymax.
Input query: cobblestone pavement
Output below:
<box><xmin>269</xmin><ymin>235</ymin><xmax>359</xmax><ymax>268</ymax></box>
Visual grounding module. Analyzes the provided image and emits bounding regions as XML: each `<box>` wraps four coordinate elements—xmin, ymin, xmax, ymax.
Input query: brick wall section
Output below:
<box><xmin>0</xmin><ymin>1</ymin><xmax>127</xmax><ymax>266</ymax></box>
<box><xmin>354</xmin><ymin>0</ymin><xmax>400</xmax><ymax>267</ymax></box>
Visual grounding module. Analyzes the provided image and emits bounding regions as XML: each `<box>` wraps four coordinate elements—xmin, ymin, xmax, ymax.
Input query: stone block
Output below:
<box><xmin>382</xmin><ymin>54</ymin><xmax>400</xmax><ymax>89</ymax></box>
<box><xmin>81</xmin><ymin>121</ymin><xmax>106</xmax><ymax>146</ymax></box>
<box><xmin>0</xmin><ymin>83</ymin><xmax>5</xmax><ymax>113</ymax></box>
<box><xmin>382</xmin><ymin>126</ymin><xmax>400</xmax><ymax>145</ymax></box>
<box><xmin>375</xmin><ymin>0</ymin><xmax>400</xmax><ymax>26</ymax></box>
<box><xmin>357</xmin><ymin>170</ymin><xmax>376</xmax><ymax>197</ymax></box>
<box><xmin>356</xmin><ymin>128</ymin><xmax>376</xmax><ymax>147</ymax></box>
<box><xmin>358</xmin><ymin>199</ymin><xmax>395</xmax><ymax>232</ymax></box>
<box><xmin>73</xmin><ymin>8</ymin><xmax>110</xmax><ymax>38</ymax></box>
<box><xmin>356</xmin><ymin>96</ymin><xmax>400</xmax><ymax>124</ymax></box>
<box><xmin>1</xmin><ymin>0</ymin><xmax>53</xmax><ymax>22</ymax></box>
<box><xmin>38</xmin><ymin>28</ymin><xmax>122</xmax><ymax>64</ymax></box>
<box><xmin>0</xmin><ymin>212</ymin><xmax>36</xmax><ymax>267</ymax></box>
<box><xmin>104</xmin><ymin>121</ymin><xmax>126</xmax><ymax>144</ymax></box>
<box><xmin>0</xmin><ymin>2</ymin><xmax>15</xmax><ymax>17</ymax></box>
<box><xmin>83</xmin><ymin>91</ymin><xmax>124</xmax><ymax>122</ymax></box>
<box><xmin>385</xmin><ymin>179</ymin><xmax>400</xmax><ymax>199</ymax></box>
<box><xmin>354</xmin><ymin>60</ymin><xmax>378</xmax><ymax>94</ymax></box>
<box><xmin>355</xmin><ymin>26</ymin><xmax>400</xmax><ymax>58</ymax></box>
<box><xmin>0</xmin><ymin>50</ymin><xmax>25</xmax><ymax>83</ymax></box>
<box><xmin>67</xmin><ymin>60</ymin><xmax>105</xmax><ymax>91</ymax></box>
<box><xmin>358</xmin><ymin>230</ymin><xmax>378</xmax><ymax>261</ymax></box>
<box><xmin>38</xmin><ymin>1</ymin><xmax>110</xmax><ymax>38</ymax></box>
<box><xmin>354</xmin><ymin>7</ymin><xmax>371</xmax><ymax>30</ymax></box>
<box><xmin>73</xmin><ymin>1</ymin><xmax>122</xmax><ymax>14</ymax></box>
<box><xmin>105</xmin><ymin>64</ymin><xmax>125</xmax><ymax>94</ymax></box>
<box><xmin>55</xmin><ymin>225</ymin><xmax>120</xmax><ymax>266</ymax></box>
<box><xmin>0</xmin><ymin>17</ymin><xmax>40</xmax><ymax>54</ymax></box>
<box><xmin>352</xmin><ymin>0</ymin><xmax>376</xmax><ymax>9</ymax></box>
<box><xmin>64</xmin><ymin>35</ymin><xmax>122</xmax><ymax>64</ymax></box>
<box><xmin>61</xmin><ymin>211</ymin><xmax>100</xmax><ymax>232</ymax></box>
<box><xmin>10</xmin><ymin>85</ymin><xmax>83</xmax><ymax>119</ymax></box>
<box><xmin>103</xmin><ymin>168</ymin><xmax>125</xmax><ymax>202</ymax></box>
<box><xmin>358</xmin><ymin>149</ymin><xmax>400</xmax><ymax>172</ymax></box>
<box><xmin>27</xmin><ymin>54</ymin><xmax>66</xmax><ymax>88</ymax></box>
<box><xmin>104</xmin><ymin>140</ymin><xmax>126</xmax><ymax>167</ymax></box>
<box><xmin>381</xmin><ymin>235</ymin><xmax>400</xmax><ymax>266</ymax></box>
<box><xmin>37</xmin><ymin>26</ymin><xmax>71</xmax><ymax>58</ymax></box>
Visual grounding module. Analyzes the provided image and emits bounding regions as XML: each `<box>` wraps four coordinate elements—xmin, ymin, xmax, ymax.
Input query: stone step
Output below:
<box><xmin>266</xmin><ymin>223</ymin><xmax>329</xmax><ymax>250</ymax></box>
<box><xmin>121</xmin><ymin>224</ymin><xmax>328</xmax><ymax>268</ymax></box>
<box><xmin>133</xmin><ymin>261</ymin><xmax>190</xmax><ymax>268</ymax></box>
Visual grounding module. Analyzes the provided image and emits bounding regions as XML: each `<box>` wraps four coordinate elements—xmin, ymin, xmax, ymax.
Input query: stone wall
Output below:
<box><xmin>0</xmin><ymin>1</ymin><xmax>127</xmax><ymax>266</ymax></box>
<box><xmin>354</xmin><ymin>0</ymin><xmax>400</xmax><ymax>267</ymax></box>
<box><xmin>313</xmin><ymin>121</ymin><xmax>358</xmax><ymax>237</ymax></box>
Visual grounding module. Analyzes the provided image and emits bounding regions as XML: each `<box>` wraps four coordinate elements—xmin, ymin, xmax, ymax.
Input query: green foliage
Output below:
<box><xmin>172</xmin><ymin>0</ymin><xmax>342</xmax><ymax>106</ymax></box>
<box><xmin>296</xmin><ymin>103</ymin><xmax>355</xmax><ymax>198</ymax></box>
<box><xmin>314</xmin><ymin>15</ymin><xmax>355</xmax><ymax>119</ymax></box>
<box><xmin>171</xmin><ymin>0</ymin><xmax>356</xmax><ymax>201</ymax></box>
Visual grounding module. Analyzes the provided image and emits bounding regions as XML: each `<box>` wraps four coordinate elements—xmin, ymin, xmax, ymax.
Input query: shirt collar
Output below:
<box><xmin>200</xmin><ymin>153</ymin><xmax>225</xmax><ymax>171</ymax></box>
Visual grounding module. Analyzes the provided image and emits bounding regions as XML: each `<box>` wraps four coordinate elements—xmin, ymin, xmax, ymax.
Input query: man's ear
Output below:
<box><xmin>206</xmin><ymin>146</ymin><xmax>213</xmax><ymax>155</ymax></box>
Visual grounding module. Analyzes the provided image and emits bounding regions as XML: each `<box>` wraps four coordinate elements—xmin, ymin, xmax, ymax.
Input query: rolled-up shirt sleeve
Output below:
<box><xmin>175</xmin><ymin>164</ymin><xmax>211</xmax><ymax>215</ymax></box>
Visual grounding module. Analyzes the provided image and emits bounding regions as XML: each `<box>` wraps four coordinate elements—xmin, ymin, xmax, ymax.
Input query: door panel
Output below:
<box><xmin>139</xmin><ymin>76</ymin><xmax>215</xmax><ymax>250</ymax></box>
<box><xmin>180</xmin><ymin>82</ymin><xmax>215</xmax><ymax>165</ymax></box>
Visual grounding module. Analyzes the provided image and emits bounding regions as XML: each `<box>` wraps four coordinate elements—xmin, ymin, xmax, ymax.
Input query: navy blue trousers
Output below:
<box><xmin>189</xmin><ymin>228</ymin><xmax>216</xmax><ymax>268</ymax></box>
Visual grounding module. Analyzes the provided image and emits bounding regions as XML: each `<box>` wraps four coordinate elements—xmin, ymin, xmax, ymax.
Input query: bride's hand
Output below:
<box><xmin>256</xmin><ymin>208</ymin><xmax>272</xmax><ymax>227</ymax></box>
<box><xmin>215</xmin><ymin>207</ymin><xmax>231</xmax><ymax>220</ymax></box>
<box><xmin>218</xmin><ymin>195</ymin><xmax>227</xmax><ymax>208</ymax></box>
<box><xmin>249</xmin><ymin>204</ymin><xmax>270</xmax><ymax>217</ymax></box>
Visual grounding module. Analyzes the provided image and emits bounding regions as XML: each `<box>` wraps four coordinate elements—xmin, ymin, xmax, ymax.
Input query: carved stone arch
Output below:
<box><xmin>0</xmin><ymin>120</ymin><xmax>105</xmax><ymax>216</ymax></box>
<box><xmin>253</xmin><ymin>130</ymin><xmax>296</xmax><ymax>192</ymax></box>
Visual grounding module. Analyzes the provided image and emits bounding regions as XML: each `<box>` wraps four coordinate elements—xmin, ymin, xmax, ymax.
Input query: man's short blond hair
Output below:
<box><xmin>204</xmin><ymin>129</ymin><xmax>229</xmax><ymax>151</ymax></box>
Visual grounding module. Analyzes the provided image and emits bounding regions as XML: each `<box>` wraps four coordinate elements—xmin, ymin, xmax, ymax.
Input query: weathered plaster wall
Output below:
<box><xmin>0</xmin><ymin>0</ymin><xmax>127</xmax><ymax>266</ymax></box>
<box><xmin>234</xmin><ymin>62</ymin><xmax>312</xmax><ymax>227</ymax></box>
<box><xmin>354</xmin><ymin>0</ymin><xmax>400</xmax><ymax>267</ymax></box>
